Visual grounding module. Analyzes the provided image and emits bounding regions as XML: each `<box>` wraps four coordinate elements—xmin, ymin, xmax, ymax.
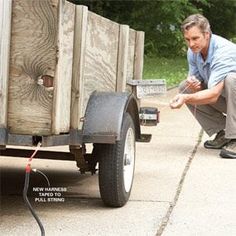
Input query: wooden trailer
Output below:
<box><xmin>0</xmin><ymin>0</ymin><xmax>165</xmax><ymax>207</ymax></box>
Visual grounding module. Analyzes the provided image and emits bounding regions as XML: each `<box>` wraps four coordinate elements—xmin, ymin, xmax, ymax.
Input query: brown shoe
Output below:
<box><xmin>204</xmin><ymin>130</ymin><xmax>230</xmax><ymax>149</ymax></box>
<box><xmin>220</xmin><ymin>139</ymin><xmax>236</xmax><ymax>159</ymax></box>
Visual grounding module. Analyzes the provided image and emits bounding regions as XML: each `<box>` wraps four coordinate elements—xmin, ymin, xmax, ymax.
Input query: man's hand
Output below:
<box><xmin>169</xmin><ymin>94</ymin><xmax>186</xmax><ymax>109</ymax></box>
<box><xmin>170</xmin><ymin>80</ymin><xmax>224</xmax><ymax>108</ymax></box>
<box><xmin>185</xmin><ymin>76</ymin><xmax>202</xmax><ymax>92</ymax></box>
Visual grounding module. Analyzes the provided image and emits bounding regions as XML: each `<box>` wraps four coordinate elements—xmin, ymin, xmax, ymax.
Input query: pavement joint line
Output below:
<box><xmin>155</xmin><ymin>129</ymin><xmax>204</xmax><ymax>236</ymax></box>
<box><xmin>63</xmin><ymin>198</ymin><xmax>171</xmax><ymax>204</ymax></box>
<box><xmin>151</xmin><ymin>135</ymin><xmax>200</xmax><ymax>138</ymax></box>
<box><xmin>130</xmin><ymin>199</ymin><xmax>171</xmax><ymax>203</ymax></box>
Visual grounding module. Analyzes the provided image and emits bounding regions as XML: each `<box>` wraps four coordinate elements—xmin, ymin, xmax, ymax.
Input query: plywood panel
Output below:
<box><xmin>0</xmin><ymin>0</ymin><xmax>12</xmax><ymax>128</ymax></box>
<box><xmin>82</xmin><ymin>11</ymin><xmax>119</xmax><ymax>114</ymax></box>
<box><xmin>8</xmin><ymin>0</ymin><xmax>58</xmax><ymax>135</ymax></box>
<box><xmin>8</xmin><ymin>0</ymin><xmax>75</xmax><ymax>135</ymax></box>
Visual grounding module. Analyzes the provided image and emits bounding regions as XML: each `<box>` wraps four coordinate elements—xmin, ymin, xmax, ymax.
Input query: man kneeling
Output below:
<box><xmin>170</xmin><ymin>14</ymin><xmax>236</xmax><ymax>159</ymax></box>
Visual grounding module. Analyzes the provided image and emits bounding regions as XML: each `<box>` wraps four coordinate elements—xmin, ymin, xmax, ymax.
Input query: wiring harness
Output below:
<box><xmin>23</xmin><ymin>143</ymin><xmax>45</xmax><ymax>236</ymax></box>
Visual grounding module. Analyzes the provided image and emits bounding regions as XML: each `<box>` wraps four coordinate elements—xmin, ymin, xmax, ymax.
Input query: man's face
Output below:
<box><xmin>183</xmin><ymin>26</ymin><xmax>210</xmax><ymax>54</ymax></box>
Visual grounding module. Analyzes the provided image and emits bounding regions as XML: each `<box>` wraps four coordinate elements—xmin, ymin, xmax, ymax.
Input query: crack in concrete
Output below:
<box><xmin>155</xmin><ymin>129</ymin><xmax>203</xmax><ymax>236</ymax></box>
<box><xmin>130</xmin><ymin>199</ymin><xmax>171</xmax><ymax>203</ymax></box>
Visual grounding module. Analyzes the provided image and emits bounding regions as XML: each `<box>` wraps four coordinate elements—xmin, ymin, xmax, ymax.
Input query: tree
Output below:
<box><xmin>68</xmin><ymin>0</ymin><xmax>236</xmax><ymax>57</ymax></box>
<box><xmin>195</xmin><ymin>0</ymin><xmax>236</xmax><ymax>39</ymax></box>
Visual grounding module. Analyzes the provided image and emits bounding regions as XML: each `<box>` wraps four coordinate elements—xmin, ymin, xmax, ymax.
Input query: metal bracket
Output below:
<box><xmin>0</xmin><ymin>128</ymin><xmax>7</xmax><ymax>146</ymax></box>
<box><xmin>69</xmin><ymin>145</ymin><xmax>89</xmax><ymax>173</ymax></box>
<box><xmin>137</xmin><ymin>134</ymin><xmax>152</xmax><ymax>142</ymax></box>
<box><xmin>127</xmin><ymin>79</ymin><xmax>166</xmax><ymax>99</ymax></box>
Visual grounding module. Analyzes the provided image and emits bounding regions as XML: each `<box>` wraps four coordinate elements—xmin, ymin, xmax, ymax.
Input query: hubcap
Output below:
<box><xmin>123</xmin><ymin>127</ymin><xmax>135</xmax><ymax>192</ymax></box>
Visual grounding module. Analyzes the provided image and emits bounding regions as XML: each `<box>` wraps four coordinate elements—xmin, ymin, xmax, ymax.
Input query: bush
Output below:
<box><xmin>143</xmin><ymin>56</ymin><xmax>188</xmax><ymax>88</ymax></box>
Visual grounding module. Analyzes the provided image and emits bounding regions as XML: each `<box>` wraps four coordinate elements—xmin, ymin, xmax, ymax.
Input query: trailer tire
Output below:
<box><xmin>97</xmin><ymin>113</ymin><xmax>135</xmax><ymax>207</ymax></box>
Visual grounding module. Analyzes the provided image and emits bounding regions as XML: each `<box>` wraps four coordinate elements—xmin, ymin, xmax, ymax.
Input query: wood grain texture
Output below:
<box><xmin>70</xmin><ymin>5</ymin><xmax>88</xmax><ymax>130</ymax></box>
<box><xmin>126</xmin><ymin>29</ymin><xmax>136</xmax><ymax>93</ymax></box>
<box><xmin>116</xmin><ymin>24</ymin><xmax>129</xmax><ymax>92</ymax></box>
<box><xmin>52</xmin><ymin>0</ymin><xmax>75</xmax><ymax>134</ymax></box>
<box><xmin>0</xmin><ymin>0</ymin><xmax>12</xmax><ymax>128</ymax></box>
<box><xmin>134</xmin><ymin>31</ymin><xmax>145</xmax><ymax>81</ymax></box>
<box><xmin>6</xmin><ymin>1</ymin><xmax>144</xmax><ymax>135</ymax></box>
<box><xmin>127</xmin><ymin>29</ymin><xmax>136</xmax><ymax>81</ymax></box>
<box><xmin>133</xmin><ymin>31</ymin><xmax>145</xmax><ymax>108</ymax></box>
<box><xmin>82</xmin><ymin>11</ymin><xmax>119</xmax><ymax>114</ymax></box>
<box><xmin>8</xmin><ymin>0</ymin><xmax>58</xmax><ymax>135</ymax></box>
<box><xmin>8</xmin><ymin>0</ymin><xmax>75</xmax><ymax>135</ymax></box>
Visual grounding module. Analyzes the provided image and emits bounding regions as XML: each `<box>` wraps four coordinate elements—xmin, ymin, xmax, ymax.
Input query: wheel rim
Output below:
<box><xmin>123</xmin><ymin>127</ymin><xmax>135</xmax><ymax>193</ymax></box>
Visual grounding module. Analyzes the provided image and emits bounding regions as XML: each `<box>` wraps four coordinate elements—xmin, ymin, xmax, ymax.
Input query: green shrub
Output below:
<box><xmin>143</xmin><ymin>56</ymin><xmax>188</xmax><ymax>88</ymax></box>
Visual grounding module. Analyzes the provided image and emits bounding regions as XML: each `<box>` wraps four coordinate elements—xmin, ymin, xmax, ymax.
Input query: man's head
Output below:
<box><xmin>181</xmin><ymin>14</ymin><xmax>211</xmax><ymax>34</ymax></box>
<box><xmin>181</xmin><ymin>14</ymin><xmax>211</xmax><ymax>56</ymax></box>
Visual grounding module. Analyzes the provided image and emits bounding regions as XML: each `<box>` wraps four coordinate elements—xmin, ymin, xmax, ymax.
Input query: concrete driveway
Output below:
<box><xmin>1</xmin><ymin>88</ymin><xmax>235</xmax><ymax>236</ymax></box>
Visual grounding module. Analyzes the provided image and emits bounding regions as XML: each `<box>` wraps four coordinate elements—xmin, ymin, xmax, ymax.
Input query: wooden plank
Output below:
<box><xmin>0</xmin><ymin>0</ymin><xmax>12</xmax><ymax>128</ymax></box>
<box><xmin>126</xmin><ymin>30</ymin><xmax>145</xmax><ymax>105</ymax></box>
<box><xmin>134</xmin><ymin>31</ymin><xmax>145</xmax><ymax>80</ymax></box>
<box><xmin>127</xmin><ymin>29</ymin><xmax>136</xmax><ymax>81</ymax></box>
<box><xmin>116</xmin><ymin>24</ymin><xmax>129</xmax><ymax>92</ymax></box>
<box><xmin>70</xmin><ymin>5</ymin><xmax>88</xmax><ymax>130</ymax></box>
<box><xmin>126</xmin><ymin>29</ymin><xmax>136</xmax><ymax>93</ymax></box>
<box><xmin>82</xmin><ymin>11</ymin><xmax>120</xmax><ymax>114</ymax></box>
<box><xmin>52</xmin><ymin>0</ymin><xmax>75</xmax><ymax>134</ymax></box>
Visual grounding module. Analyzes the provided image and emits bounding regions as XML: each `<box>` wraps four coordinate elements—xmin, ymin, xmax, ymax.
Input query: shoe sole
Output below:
<box><xmin>204</xmin><ymin>140</ymin><xmax>231</xmax><ymax>150</ymax></box>
<box><xmin>220</xmin><ymin>149</ymin><xmax>236</xmax><ymax>159</ymax></box>
<box><xmin>204</xmin><ymin>143</ymin><xmax>226</xmax><ymax>150</ymax></box>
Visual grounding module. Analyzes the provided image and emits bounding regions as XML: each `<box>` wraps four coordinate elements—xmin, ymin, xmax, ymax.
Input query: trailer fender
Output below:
<box><xmin>82</xmin><ymin>91</ymin><xmax>141</xmax><ymax>144</ymax></box>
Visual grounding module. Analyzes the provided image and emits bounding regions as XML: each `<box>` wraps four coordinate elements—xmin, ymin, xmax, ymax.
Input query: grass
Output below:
<box><xmin>143</xmin><ymin>56</ymin><xmax>188</xmax><ymax>88</ymax></box>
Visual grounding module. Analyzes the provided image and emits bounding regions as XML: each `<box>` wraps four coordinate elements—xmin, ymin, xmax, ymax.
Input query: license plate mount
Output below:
<box><xmin>127</xmin><ymin>79</ymin><xmax>166</xmax><ymax>99</ymax></box>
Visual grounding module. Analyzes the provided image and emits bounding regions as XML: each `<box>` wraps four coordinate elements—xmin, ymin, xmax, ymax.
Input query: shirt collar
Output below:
<box><xmin>205</xmin><ymin>34</ymin><xmax>215</xmax><ymax>63</ymax></box>
<box><xmin>197</xmin><ymin>34</ymin><xmax>215</xmax><ymax>65</ymax></box>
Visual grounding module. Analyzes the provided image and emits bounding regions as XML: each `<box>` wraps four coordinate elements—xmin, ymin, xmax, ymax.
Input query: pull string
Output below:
<box><xmin>27</xmin><ymin>142</ymin><xmax>42</xmax><ymax>164</ymax></box>
<box><xmin>180</xmin><ymin>84</ymin><xmax>197</xmax><ymax>117</ymax></box>
<box><xmin>180</xmin><ymin>84</ymin><xmax>191</xmax><ymax>94</ymax></box>
<box><xmin>155</xmin><ymin>84</ymin><xmax>197</xmax><ymax>121</ymax></box>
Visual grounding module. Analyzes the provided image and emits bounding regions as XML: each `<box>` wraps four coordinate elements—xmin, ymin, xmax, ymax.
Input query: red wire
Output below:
<box><xmin>25</xmin><ymin>142</ymin><xmax>41</xmax><ymax>173</ymax></box>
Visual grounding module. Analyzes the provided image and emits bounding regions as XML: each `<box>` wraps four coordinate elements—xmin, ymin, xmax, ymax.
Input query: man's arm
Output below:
<box><xmin>170</xmin><ymin>80</ymin><xmax>224</xmax><ymax>109</ymax></box>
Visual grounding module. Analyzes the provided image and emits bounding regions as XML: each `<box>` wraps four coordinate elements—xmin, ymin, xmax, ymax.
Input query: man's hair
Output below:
<box><xmin>181</xmin><ymin>14</ymin><xmax>211</xmax><ymax>34</ymax></box>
